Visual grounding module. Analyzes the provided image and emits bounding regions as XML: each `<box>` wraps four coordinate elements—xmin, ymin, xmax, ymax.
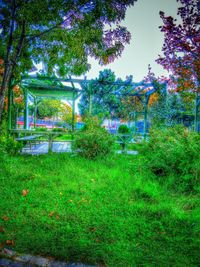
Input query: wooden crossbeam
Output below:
<box><xmin>21</xmin><ymin>75</ymin><xmax>166</xmax><ymax>101</ymax></box>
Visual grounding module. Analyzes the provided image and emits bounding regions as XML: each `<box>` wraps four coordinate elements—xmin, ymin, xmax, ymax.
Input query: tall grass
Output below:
<box><xmin>0</xmin><ymin>151</ymin><xmax>199</xmax><ymax>266</ymax></box>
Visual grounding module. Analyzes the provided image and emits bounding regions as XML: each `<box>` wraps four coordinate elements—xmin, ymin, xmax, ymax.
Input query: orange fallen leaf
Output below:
<box><xmin>6</xmin><ymin>240</ymin><xmax>14</xmax><ymax>246</ymax></box>
<box><xmin>22</xmin><ymin>189</ymin><xmax>29</xmax><ymax>196</ymax></box>
<box><xmin>56</xmin><ymin>215</ymin><xmax>60</xmax><ymax>220</ymax></box>
<box><xmin>2</xmin><ymin>216</ymin><xmax>9</xmax><ymax>221</ymax></box>
<box><xmin>89</xmin><ymin>227</ymin><xmax>97</xmax><ymax>232</ymax></box>
<box><xmin>48</xmin><ymin>211</ymin><xmax>55</xmax><ymax>217</ymax></box>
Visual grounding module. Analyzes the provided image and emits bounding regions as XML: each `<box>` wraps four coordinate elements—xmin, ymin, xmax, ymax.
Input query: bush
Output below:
<box><xmin>74</xmin><ymin>117</ymin><xmax>114</xmax><ymax>159</ymax></box>
<box><xmin>35</xmin><ymin>127</ymin><xmax>48</xmax><ymax>132</ymax></box>
<box><xmin>0</xmin><ymin>135</ymin><xmax>22</xmax><ymax>155</ymax></box>
<box><xmin>52</xmin><ymin>127</ymin><xmax>67</xmax><ymax>132</ymax></box>
<box><xmin>140</xmin><ymin>125</ymin><xmax>200</xmax><ymax>193</ymax></box>
<box><xmin>82</xmin><ymin>115</ymin><xmax>101</xmax><ymax>131</ymax></box>
<box><xmin>117</xmin><ymin>124</ymin><xmax>131</xmax><ymax>151</ymax></box>
<box><xmin>118</xmin><ymin>124</ymin><xmax>131</xmax><ymax>134</ymax></box>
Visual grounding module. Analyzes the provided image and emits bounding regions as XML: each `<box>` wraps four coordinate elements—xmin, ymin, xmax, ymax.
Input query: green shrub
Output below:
<box><xmin>35</xmin><ymin>127</ymin><xmax>48</xmax><ymax>132</ymax></box>
<box><xmin>52</xmin><ymin>127</ymin><xmax>67</xmax><ymax>132</ymax></box>
<box><xmin>74</xmin><ymin>117</ymin><xmax>114</xmax><ymax>159</ymax></box>
<box><xmin>82</xmin><ymin>115</ymin><xmax>101</xmax><ymax>131</ymax></box>
<box><xmin>118</xmin><ymin>124</ymin><xmax>131</xmax><ymax>134</ymax></box>
<box><xmin>0</xmin><ymin>135</ymin><xmax>22</xmax><ymax>155</ymax></box>
<box><xmin>117</xmin><ymin>124</ymin><xmax>131</xmax><ymax>151</ymax></box>
<box><xmin>140</xmin><ymin>125</ymin><xmax>200</xmax><ymax>193</ymax></box>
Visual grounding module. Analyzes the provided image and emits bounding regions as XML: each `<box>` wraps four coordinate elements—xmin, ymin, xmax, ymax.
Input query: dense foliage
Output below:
<box><xmin>79</xmin><ymin>69</ymin><xmax>120</xmax><ymax>118</ymax></box>
<box><xmin>37</xmin><ymin>99</ymin><xmax>62</xmax><ymax>119</ymax></box>
<box><xmin>149</xmin><ymin>92</ymin><xmax>185</xmax><ymax>127</ymax></box>
<box><xmin>74</xmin><ymin>116</ymin><xmax>114</xmax><ymax>159</ymax></box>
<box><xmin>0</xmin><ymin>135</ymin><xmax>22</xmax><ymax>155</ymax></box>
<box><xmin>0</xmin><ymin>120</ymin><xmax>22</xmax><ymax>154</ymax></box>
<box><xmin>117</xmin><ymin>124</ymin><xmax>131</xmax><ymax>151</ymax></box>
<box><xmin>0</xmin><ymin>0</ymin><xmax>137</xmax><ymax>123</ymax></box>
<box><xmin>118</xmin><ymin>124</ymin><xmax>131</xmax><ymax>134</ymax></box>
<box><xmin>156</xmin><ymin>0</ymin><xmax>200</xmax><ymax>95</ymax></box>
<box><xmin>140</xmin><ymin>126</ymin><xmax>200</xmax><ymax>193</ymax></box>
<box><xmin>79</xmin><ymin>68</ymin><xmax>140</xmax><ymax>121</ymax></box>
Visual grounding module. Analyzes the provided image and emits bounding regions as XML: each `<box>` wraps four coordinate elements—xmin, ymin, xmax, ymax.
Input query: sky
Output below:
<box><xmin>86</xmin><ymin>0</ymin><xmax>180</xmax><ymax>82</ymax></box>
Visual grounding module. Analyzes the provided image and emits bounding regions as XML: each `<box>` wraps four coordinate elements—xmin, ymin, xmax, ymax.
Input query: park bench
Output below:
<box><xmin>16</xmin><ymin>134</ymin><xmax>43</xmax><ymax>149</ymax></box>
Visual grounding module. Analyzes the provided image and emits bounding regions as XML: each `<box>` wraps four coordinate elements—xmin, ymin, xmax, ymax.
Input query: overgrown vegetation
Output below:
<box><xmin>74</xmin><ymin>117</ymin><xmax>114</xmax><ymax>159</ymax></box>
<box><xmin>0</xmin><ymin>135</ymin><xmax>22</xmax><ymax>155</ymax></box>
<box><xmin>140</xmin><ymin>126</ymin><xmax>200</xmax><ymax>194</ymax></box>
<box><xmin>0</xmin><ymin>120</ymin><xmax>22</xmax><ymax>155</ymax></box>
<box><xmin>117</xmin><ymin>124</ymin><xmax>132</xmax><ymax>151</ymax></box>
<box><xmin>0</xmin><ymin>151</ymin><xmax>199</xmax><ymax>266</ymax></box>
<box><xmin>117</xmin><ymin>124</ymin><xmax>130</xmax><ymax>134</ymax></box>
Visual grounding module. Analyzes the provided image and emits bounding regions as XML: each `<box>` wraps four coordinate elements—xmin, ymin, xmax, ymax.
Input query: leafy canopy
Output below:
<box><xmin>37</xmin><ymin>99</ymin><xmax>63</xmax><ymax>119</ymax></box>
<box><xmin>156</xmin><ymin>0</ymin><xmax>200</xmax><ymax>95</ymax></box>
<box><xmin>0</xmin><ymin>0</ymin><xmax>137</xmax><ymax>77</ymax></box>
<box><xmin>78</xmin><ymin>69</ymin><xmax>120</xmax><ymax>118</ymax></box>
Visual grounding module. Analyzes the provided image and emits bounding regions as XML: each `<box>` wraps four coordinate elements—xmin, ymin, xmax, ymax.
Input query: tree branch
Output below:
<box><xmin>25</xmin><ymin>2</ymin><xmax>87</xmax><ymax>44</ymax></box>
<box><xmin>12</xmin><ymin>20</ymin><xmax>26</xmax><ymax>67</ymax></box>
<box><xmin>25</xmin><ymin>18</ymin><xmax>68</xmax><ymax>44</ymax></box>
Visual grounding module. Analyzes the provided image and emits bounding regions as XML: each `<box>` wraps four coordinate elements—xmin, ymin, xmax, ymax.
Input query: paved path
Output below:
<box><xmin>0</xmin><ymin>258</ymin><xmax>95</xmax><ymax>267</ymax></box>
<box><xmin>21</xmin><ymin>142</ymin><xmax>72</xmax><ymax>155</ymax></box>
<box><xmin>21</xmin><ymin>142</ymin><xmax>138</xmax><ymax>156</ymax></box>
<box><xmin>0</xmin><ymin>249</ymin><xmax>96</xmax><ymax>267</ymax></box>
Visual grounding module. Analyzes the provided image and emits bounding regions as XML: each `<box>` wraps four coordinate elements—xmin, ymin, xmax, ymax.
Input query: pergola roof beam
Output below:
<box><xmin>21</xmin><ymin>82</ymin><xmax>80</xmax><ymax>92</ymax></box>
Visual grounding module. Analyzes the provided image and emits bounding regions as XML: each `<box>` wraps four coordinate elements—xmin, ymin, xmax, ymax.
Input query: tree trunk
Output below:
<box><xmin>0</xmin><ymin>19</ymin><xmax>26</xmax><ymax>125</ymax></box>
<box><xmin>0</xmin><ymin>66</ymin><xmax>13</xmax><ymax>123</ymax></box>
<box><xmin>0</xmin><ymin>95</ymin><xmax>5</xmax><ymax>123</ymax></box>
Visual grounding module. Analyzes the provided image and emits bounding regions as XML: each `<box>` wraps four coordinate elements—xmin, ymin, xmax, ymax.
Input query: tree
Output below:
<box><xmin>79</xmin><ymin>69</ymin><xmax>121</xmax><ymax>119</ymax></box>
<box><xmin>149</xmin><ymin>92</ymin><xmax>185</xmax><ymax>127</ymax></box>
<box><xmin>37</xmin><ymin>99</ymin><xmax>62</xmax><ymax>119</ymax></box>
<box><xmin>60</xmin><ymin>102</ymin><xmax>76</xmax><ymax>127</ymax></box>
<box><xmin>0</xmin><ymin>0</ymin><xmax>137</xmax><ymax>123</ymax></box>
<box><xmin>156</xmin><ymin>0</ymin><xmax>200</xmax><ymax>95</ymax></box>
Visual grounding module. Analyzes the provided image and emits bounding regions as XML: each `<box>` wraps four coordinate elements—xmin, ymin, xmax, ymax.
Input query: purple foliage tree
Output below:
<box><xmin>156</xmin><ymin>0</ymin><xmax>200</xmax><ymax>95</ymax></box>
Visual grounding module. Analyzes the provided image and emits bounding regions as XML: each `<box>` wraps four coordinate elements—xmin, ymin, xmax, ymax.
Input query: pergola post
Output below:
<box><xmin>15</xmin><ymin>108</ymin><xmax>18</xmax><ymax>129</ymax></box>
<box><xmin>72</xmin><ymin>92</ymin><xmax>75</xmax><ymax>132</ymax></box>
<box><xmin>134</xmin><ymin>111</ymin><xmax>137</xmax><ymax>135</ymax></box>
<box><xmin>88</xmin><ymin>84</ymin><xmax>92</xmax><ymax>115</ymax></box>
<box><xmin>143</xmin><ymin>95</ymin><xmax>150</xmax><ymax>139</ymax></box>
<box><xmin>69</xmin><ymin>77</ymin><xmax>76</xmax><ymax>133</ymax></box>
<box><xmin>24</xmin><ymin>89</ymin><xmax>29</xmax><ymax>129</ymax></box>
<box><xmin>34</xmin><ymin>98</ymin><xmax>37</xmax><ymax>128</ymax></box>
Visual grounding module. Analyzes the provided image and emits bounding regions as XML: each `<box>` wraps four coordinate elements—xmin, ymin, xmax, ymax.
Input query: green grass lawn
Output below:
<box><xmin>54</xmin><ymin>133</ymin><xmax>73</xmax><ymax>141</ymax></box>
<box><xmin>0</xmin><ymin>152</ymin><xmax>199</xmax><ymax>266</ymax></box>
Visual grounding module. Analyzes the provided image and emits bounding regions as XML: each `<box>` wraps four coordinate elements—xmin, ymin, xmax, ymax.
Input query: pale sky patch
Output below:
<box><xmin>86</xmin><ymin>0</ymin><xmax>180</xmax><ymax>81</ymax></box>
